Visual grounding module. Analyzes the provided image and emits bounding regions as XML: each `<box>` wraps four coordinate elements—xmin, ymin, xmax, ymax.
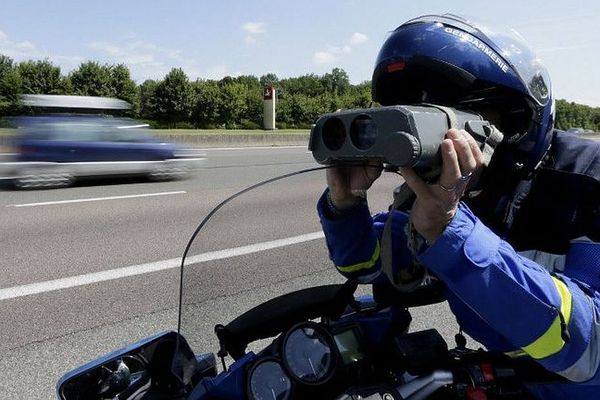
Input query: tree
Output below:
<box><xmin>69</xmin><ymin>61</ymin><xmax>113</xmax><ymax>97</ymax></box>
<box><xmin>60</xmin><ymin>75</ymin><xmax>73</xmax><ymax>95</ymax></box>
<box><xmin>218</xmin><ymin>81</ymin><xmax>249</xmax><ymax>128</ymax></box>
<box><xmin>259</xmin><ymin>73</ymin><xmax>279</xmax><ymax>88</ymax></box>
<box><xmin>0</xmin><ymin>55</ymin><xmax>21</xmax><ymax>115</ymax></box>
<box><xmin>0</xmin><ymin>69</ymin><xmax>22</xmax><ymax>115</ymax></box>
<box><xmin>154</xmin><ymin>68</ymin><xmax>193</xmax><ymax>126</ymax></box>
<box><xmin>139</xmin><ymin>79</ymin><xmax>159</xmax><ymax>120</ymax></box>
<box><xmin>322</xmin><ymin>68</ymin><xmax>350</xmax><ymax>96</ymax></box>
<box><xmin>109</xmin><ymin>64</ymin><xmax>139</xmax><ymax>109</ymax></box>
<box><xmin>555</xmin><ymin>99</ymin><xmax>600</xmax><ymax>131</ymax></box>
<box><xmin>347</xmin><ymin>81</ymin><xmax>373</xmax><ymax>108</ymax></box>
<box><xmin>0</xmin><ymin>55</ymin><xmax>14</xmax><ymax>78</ymax></box>
<box><xmin>231</xmin><ymin>75</ymin><xmax>260</xmax><ymax>89</ymax></box>
<box><xmin>243</xmin><ymin>87</ymin><xmax>263</xmax><ymax>128</ymax></box>
<box><xmin>191</xmin><ymin>79</ymin><xmax>221</xmax><ymax>128</ymax></box>
<box><xmin>17</xmin><ymin>59</ymin><xmax>63</xmax><ymax>94</ymax></box>
<box><xmin>280</xmin><ymin>74</ymin><xmax>324</xmax><ymax>97</ymax></box>
<box><xmin>289</xmin><ymin>94</ymin><xmax>318</xmax><ymax>125</ymax></box>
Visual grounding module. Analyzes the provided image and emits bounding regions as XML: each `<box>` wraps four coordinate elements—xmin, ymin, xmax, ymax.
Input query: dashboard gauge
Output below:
<box><xmin>282</xmin><ymin>322</ymin><xmax>336</xmax><ymax>384</ymax></box>
<box><xmin>248</xmin><ymin>359</ymin><xmax>292</xmax><ymax>400</ymax></box>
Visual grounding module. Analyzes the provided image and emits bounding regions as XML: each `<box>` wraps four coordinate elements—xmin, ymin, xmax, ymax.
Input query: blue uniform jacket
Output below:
<box><xmin>317</xmin><ymin>132</ymin><xmax>600</xmax><ymax>399</ymax></box>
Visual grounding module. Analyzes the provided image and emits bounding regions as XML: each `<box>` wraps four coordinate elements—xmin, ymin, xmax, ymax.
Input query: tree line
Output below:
<box><xmin>0</xmin><ymin>54</ymin><xmax>598</xmax><ymax>131</ymax></box>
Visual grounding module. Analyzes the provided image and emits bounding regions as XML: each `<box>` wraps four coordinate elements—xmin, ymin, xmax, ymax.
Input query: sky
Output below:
<box><xmin>1</xmin><ymin>0</ymin><xmax>599</xmax><ymax>106</ymax></box>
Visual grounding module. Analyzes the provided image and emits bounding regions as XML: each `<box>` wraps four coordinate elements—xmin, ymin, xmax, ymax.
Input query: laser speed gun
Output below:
<box><xmin>309</xmin><ymin>105</ymin><xmax>502</xmax><ymax>170</ymax></box>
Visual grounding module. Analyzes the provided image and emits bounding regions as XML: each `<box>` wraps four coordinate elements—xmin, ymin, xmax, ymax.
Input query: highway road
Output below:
<box><xmin>0</xmin><ymin>146</ymin><xmax>459</xmax><ymax>399</ymax></box>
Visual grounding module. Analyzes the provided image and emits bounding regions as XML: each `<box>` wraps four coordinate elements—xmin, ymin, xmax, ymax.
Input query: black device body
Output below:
<box><xmin>309</xmin><ymin>105</ymin><xmax>491</xmax><ymax>169</ymax></box>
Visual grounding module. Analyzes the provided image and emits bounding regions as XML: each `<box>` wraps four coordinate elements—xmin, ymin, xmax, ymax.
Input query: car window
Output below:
<box><xmin>16</xmin><ymin>117</ymin><xmax>154</xmax><ymax>143</ymax></box>
<box><xmin>47</xmin><ymin>123</ymin><xmax>106</xmax><ymax>141</ymax></box>
<box><xmin>22</xmin><ymin>126</ymin><xmax>51</xmax><ymax>140</ymax></box>
<box><xmin>108</xmin><ymin>126</ymin><xmax>154</xmax><ymax>143</ymax></box>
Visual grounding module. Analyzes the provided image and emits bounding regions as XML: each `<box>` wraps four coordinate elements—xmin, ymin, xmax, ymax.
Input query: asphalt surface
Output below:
<box><xmin>0</xmin><ymin>146</ymin><xmax>459</xmax><ymax>399</ymax></box>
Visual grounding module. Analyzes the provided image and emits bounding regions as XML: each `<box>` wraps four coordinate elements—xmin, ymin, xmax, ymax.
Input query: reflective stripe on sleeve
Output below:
<box><xmin>522</xmin><ymin>277</ymin><xmax>573</xmax><ymax>359</ymax></box>
<box><xmin>557</xmin><ymin>295</ymin><xmax>600</xmax><ymax>382</ymax></box>
<box><xmin>336</xmin><ymin>241</ymin><xmax>381</xmax><ymax>274</ymax></box>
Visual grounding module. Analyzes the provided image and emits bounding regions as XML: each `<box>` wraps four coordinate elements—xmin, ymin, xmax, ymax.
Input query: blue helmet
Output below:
<box><xmin>372</xmin><ymin>14</ymin><xmax>554</xmax><ymax>178</ymax></box>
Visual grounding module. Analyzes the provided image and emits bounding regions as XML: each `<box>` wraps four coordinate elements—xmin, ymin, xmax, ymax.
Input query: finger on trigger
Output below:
<box><xmin>452</xmin><ymin>131</ymin><xmax>477</xmax><ymax>173</ymax></box>
<box><xmin>446</xmin><ymin>128</ymin><xmax>461</xmax><ymax>139</ymax></box>
<box><xmin>439</xmin><ymin>139</ymin><xmax>461</xmax><ymax>186</ymax></box>
<box><xmin>463</xmin><ymin>131</ymin><xmax>485</xmax><ymax>165</ymax></box>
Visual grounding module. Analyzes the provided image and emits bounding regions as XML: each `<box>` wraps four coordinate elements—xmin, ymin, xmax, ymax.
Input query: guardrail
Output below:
<box><xmin>158</xmin><ymin>132</ymin><xmax>310</xmax><ymax>147</ymax></box>
<box><xmin>0</xmin><ymin>130</ymin><xmax>311</xmax><ymax>150</ymax></box>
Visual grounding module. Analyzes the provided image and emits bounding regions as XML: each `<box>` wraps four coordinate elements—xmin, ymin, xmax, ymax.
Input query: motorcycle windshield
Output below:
<box><xmin>178</xmin><ymin>166</ymin><xmax>400</xmax><ymax>356</ymax></box>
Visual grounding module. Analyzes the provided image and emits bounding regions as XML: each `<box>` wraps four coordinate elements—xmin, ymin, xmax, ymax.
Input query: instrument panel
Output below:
<box><xmin>246</xmin><ymin>322</ymin><xmax>362</xmax><ymax>400</ymax></box>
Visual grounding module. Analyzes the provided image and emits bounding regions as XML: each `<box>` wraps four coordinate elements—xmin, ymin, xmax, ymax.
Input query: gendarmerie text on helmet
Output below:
<box><xmin>443</xmin><ymin>27</ymin><xmax>510</xmax><ymax>73</ymax></box>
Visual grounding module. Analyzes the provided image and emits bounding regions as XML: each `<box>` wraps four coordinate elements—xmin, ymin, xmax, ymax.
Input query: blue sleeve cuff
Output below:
<box><xmin>317</xmin><ymin>189</ymin><xmax>382</xmax><ymax>282</ymax></box>
<box><xmin>317</xmin><ymin>189</ymin><xmax>369</xmax><ymax>221</ymax></box>
<box><xmin>417</xmin><ymin>202</ymin><xmax>482</xmax><ymax>280</ymax></box>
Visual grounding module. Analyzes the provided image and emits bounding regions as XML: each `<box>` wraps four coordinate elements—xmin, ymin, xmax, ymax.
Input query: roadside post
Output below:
<box><xmin>263</xmin><ymin>86</ymin><xmax>276</xmax><ymax>130</ymax></box>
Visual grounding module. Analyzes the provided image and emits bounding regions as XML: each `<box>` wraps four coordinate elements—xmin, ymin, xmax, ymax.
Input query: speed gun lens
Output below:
<box><xmin>322</xmin><ymin>117</ymin><xmax>346</xmax><ymax>151</ymax></box>
<box><xmin>350</xmin><ymin>115</ymin><xmax>377</xmax><ymax>150</ymax></box>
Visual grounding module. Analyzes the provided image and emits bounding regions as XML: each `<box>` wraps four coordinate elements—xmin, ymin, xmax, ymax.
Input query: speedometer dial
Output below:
<box><xmin>248</xmin><ymin>359</ymin><xmax>292</xmax><ymax>400</ymax></box>
<box><xmin>282</xmin><ymin>323</ymin><xmax>335</xmax><ymax>384</ymax></box>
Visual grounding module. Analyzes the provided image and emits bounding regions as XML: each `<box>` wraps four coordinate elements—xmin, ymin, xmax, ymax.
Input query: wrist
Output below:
<box><xmin>420</xmin><ymin>229</ymin><xmax>443</xmax><ymax>245</ymax></box>
<box><xmin>414</xmin><ymin>210</ymin><xmax>456</xmax><ymax>245</ymax></box>
<box><xmin>411</xmin><ymin>209</ymin><xmax>456</xmax><ymax>246</ymax></box>
<box><xmin>406</xmin><ymin>220</ymin><xmax>431</xmax><ymax>256</ymax></box>
<box><xmin>326</xmin><ymin>190</ymin><xmax>363</xmax><ymax>218</ymax></box>
<box><xmin>328</xmin><ymin>192</ymin><xmax>360</xmax><ymax>210</ymax></box>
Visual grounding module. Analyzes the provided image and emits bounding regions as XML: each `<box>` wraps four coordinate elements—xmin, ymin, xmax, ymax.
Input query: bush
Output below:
<box><xmin>239</xmin><ymin>119</ymin><xmax>261</xmax><ymax>130</ymax></box>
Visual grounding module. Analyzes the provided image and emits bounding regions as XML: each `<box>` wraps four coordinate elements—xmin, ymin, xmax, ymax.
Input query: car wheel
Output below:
<box><xmin>14</xmin><ymin>168</ymin><xmax>74</xmax><ymax>189</ymax></box>
<box><xmin>148</xmin><ymin>166</ymin><xmax>189</xmax><ymax>181</ymax></box>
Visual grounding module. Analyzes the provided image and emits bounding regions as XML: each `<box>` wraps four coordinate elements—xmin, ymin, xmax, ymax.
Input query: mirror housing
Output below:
<box><xmin>56</xmin><ymin>331</ymin><xmax>213</xmax><ymax>400</ymax></box>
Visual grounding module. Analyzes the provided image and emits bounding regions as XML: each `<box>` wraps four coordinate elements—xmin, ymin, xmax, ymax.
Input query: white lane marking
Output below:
<box><xmin>6</xmin><ymin>191</ymin><xmax>187</xmax><ymax>208</ymax></box>
<box><xmin>0</xmin><ymin>232</ymin><xmax>325</xmax><ymax>301</ymax></box>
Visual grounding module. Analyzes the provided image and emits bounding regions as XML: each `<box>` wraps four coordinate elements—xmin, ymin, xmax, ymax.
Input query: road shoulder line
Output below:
<box><xmin>0</xmin><ymin>232</ymin><xmax>324</xmax><ymax>301</ymax></box>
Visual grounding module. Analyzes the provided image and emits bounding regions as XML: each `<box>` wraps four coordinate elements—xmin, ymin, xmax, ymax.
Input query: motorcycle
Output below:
<box><xmin>55</xmin><ymin>167</ymin><xmax>565</xmax><ymax>400</ymax></box>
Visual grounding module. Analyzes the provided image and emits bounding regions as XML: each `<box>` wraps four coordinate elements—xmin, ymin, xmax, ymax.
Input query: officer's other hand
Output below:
<box><xmin>400</xmin><ymin>129</ymin><xmax>485</xmax><ymax>244</ymax></box>
<box><xmin>326</xmin><ymin>162</ymin><xmax>382</xmax><ymax>210</ymax></box>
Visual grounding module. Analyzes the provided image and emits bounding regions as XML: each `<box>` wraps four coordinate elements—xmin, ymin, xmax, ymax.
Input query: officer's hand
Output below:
<box><xmin>400</xmin><ymin>129</ymin><xmax>485</xmax><ymax>243</ymax></box>
<box><xmin>326</xmin><ymin>163</ymin><xmax>382</xmax><ymax>209</ymax></box>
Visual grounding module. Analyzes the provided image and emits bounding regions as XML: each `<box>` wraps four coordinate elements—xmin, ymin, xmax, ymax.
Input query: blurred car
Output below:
<box><xmin>3</xmin><ymin>114</ymin><xmax>204</xmax><ymax>188</ymax></box>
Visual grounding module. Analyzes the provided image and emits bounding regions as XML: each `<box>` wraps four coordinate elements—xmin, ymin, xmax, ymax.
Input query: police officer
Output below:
<box><xmin>318</xmin><ymin>14</ymin><xmax>600</xmax><ymax>399</ymax></box>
